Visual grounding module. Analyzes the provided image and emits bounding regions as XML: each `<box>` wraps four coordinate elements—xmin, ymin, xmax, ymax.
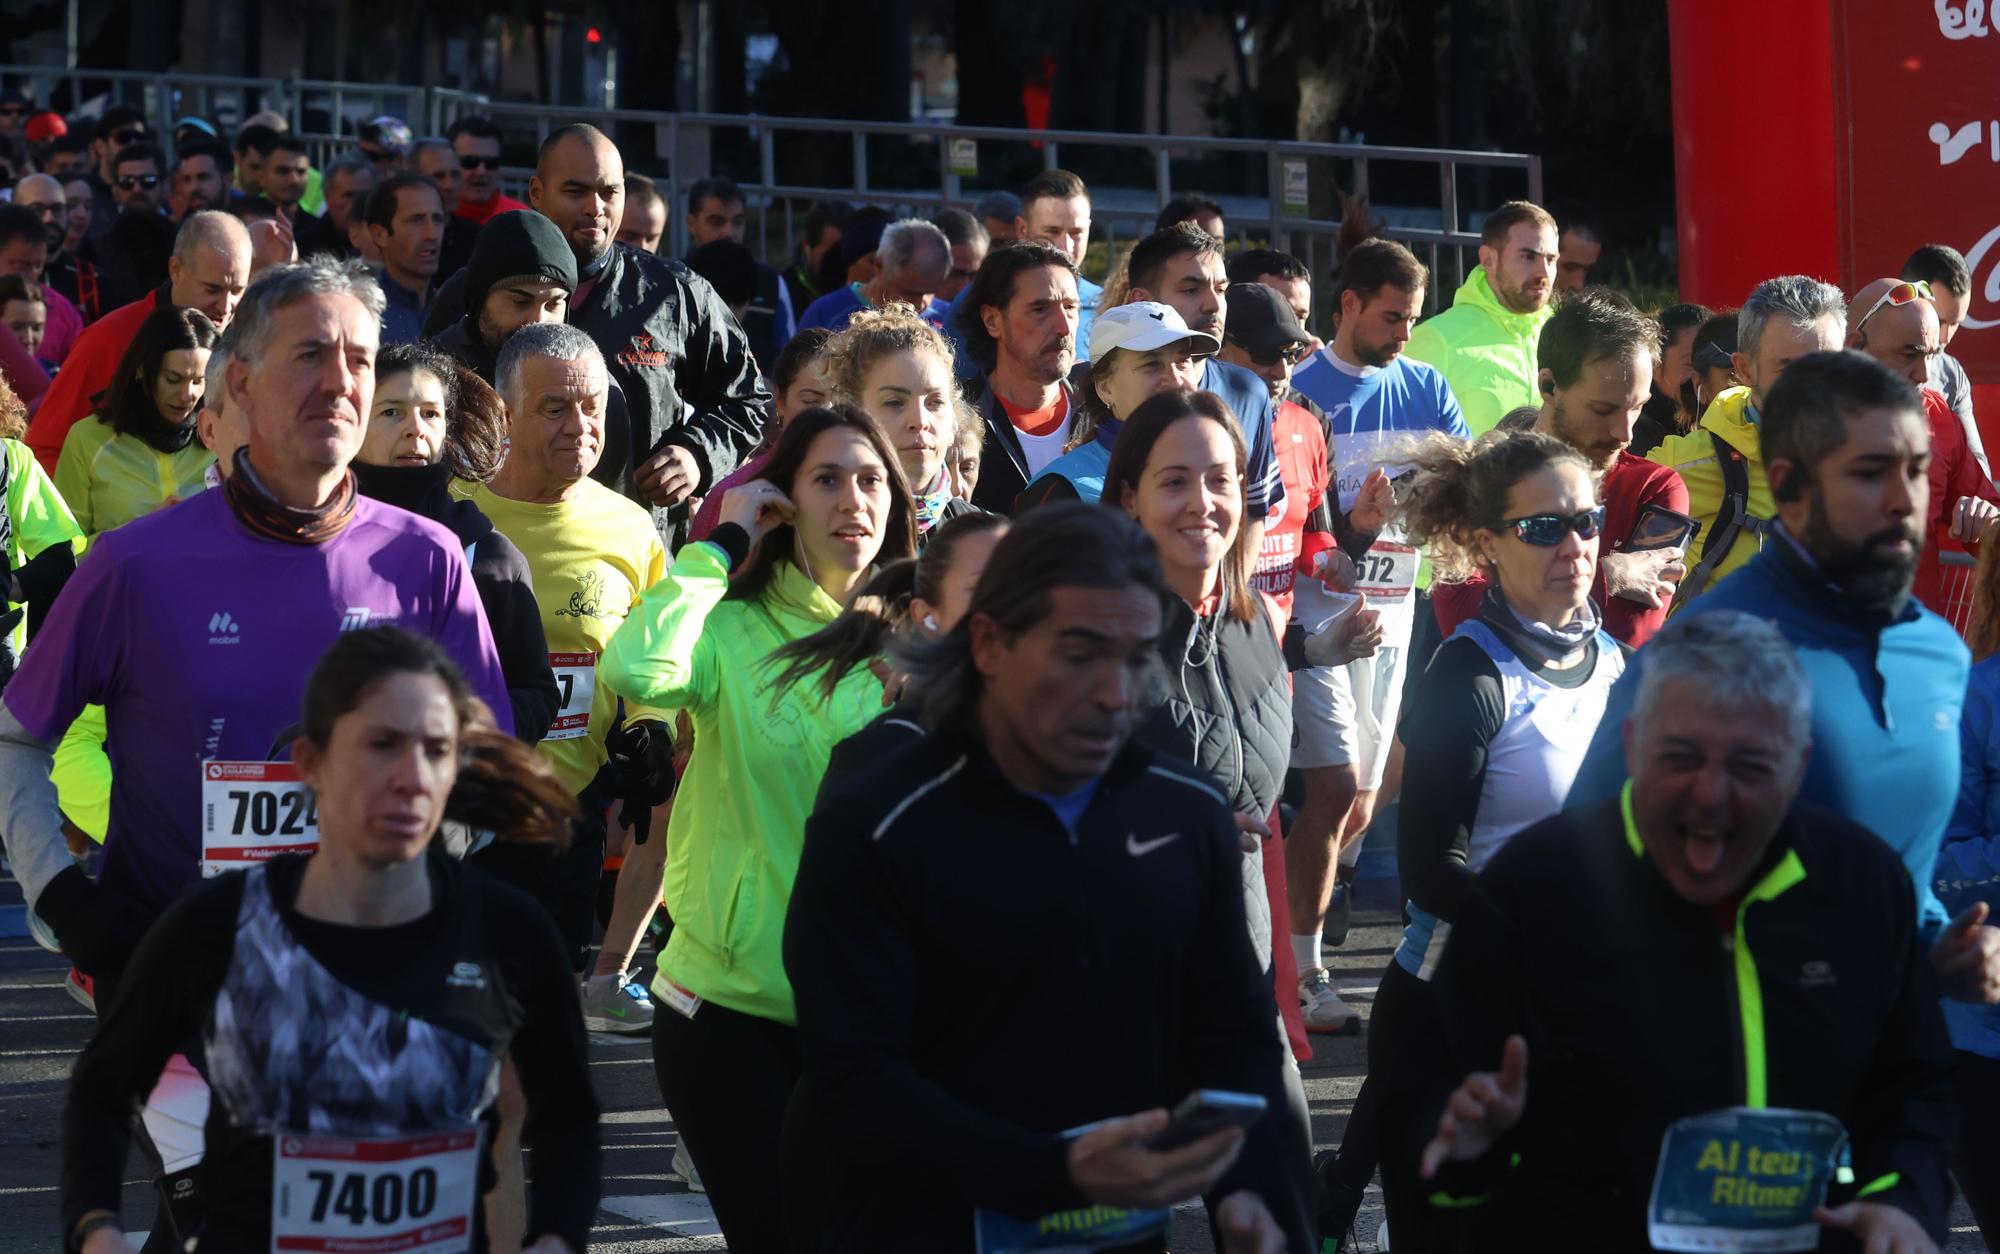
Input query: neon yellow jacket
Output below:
<box><xmin>53</xmin><ymin>416</ymin><xmax>214</xmax><ymax>537</ymax></box>
<box><xmin>1648</xmin><ymin>386</ymin><xmax>1773</xmax><ymax>590</ymax></box>
<box><xmin>601</xmin><ymin>542</ymin><xmax>886</xmax><ymax>1025</ymax></box>
<box><xmin>1404</xmin><ymin>268</ymin><xmax>1553</xmax><ymax>436</ymax></box>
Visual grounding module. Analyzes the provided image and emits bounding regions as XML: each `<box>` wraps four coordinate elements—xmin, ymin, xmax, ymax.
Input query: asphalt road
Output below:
<box><xmin>1</xmin><ymin>873</ymin><xmax>1988</xmax><ymax>1252</ymax></box>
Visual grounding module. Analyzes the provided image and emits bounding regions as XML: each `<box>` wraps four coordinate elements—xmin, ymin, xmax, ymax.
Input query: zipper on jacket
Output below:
<box><xmin>1725</xmin><ymin>850</ymin><xmax>1808</xmax><ymax>1107</ymax></box>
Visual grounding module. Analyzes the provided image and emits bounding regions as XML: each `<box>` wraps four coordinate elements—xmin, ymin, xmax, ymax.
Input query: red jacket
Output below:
<box><xmin>25</xmin><ymin>287</ymin><xmax>164</xmax><ymax>474</ymax></box>
<box><xmin>1434</xmin><ymin>449</ymin><xmax>1688</xmax><ymax>647</ymax></box>
<box><xmin>455</xmin><ymin>193</ymin><xmax>530</xmax><ymax>226</ymax></box>
<box><xmin>1916</xmin><ymin>385</ymin><xmax>1998</xmax><ymax>618</ymax></box>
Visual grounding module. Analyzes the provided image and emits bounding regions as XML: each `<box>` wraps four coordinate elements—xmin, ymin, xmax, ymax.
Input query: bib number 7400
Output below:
<box><xmin>272</xmin><ymin>1128</ymin><xmax>481</xmax><ymax>1253</ymax></box>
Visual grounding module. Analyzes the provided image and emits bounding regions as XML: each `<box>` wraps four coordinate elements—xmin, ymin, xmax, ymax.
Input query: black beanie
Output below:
<box><xmin>463</xmin><ymin>210</ymin><xmax>578</xmax><ymax>317</ymax></box>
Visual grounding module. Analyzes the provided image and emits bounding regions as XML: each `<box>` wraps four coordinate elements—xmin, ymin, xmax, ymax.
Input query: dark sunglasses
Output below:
<box><xmin>458</xmin><ymin>154</ymin><xmax>502</xmax><ymax>170</ymax></box>
<box><xmin>1499</xmin><ymin>507</ymin><xmax>1605</xmax><ymax>547</ymax></box>
<box><xmin>111</xmin><ymin>127</ymin><xmax>146</xmax><ymax>146</ymax></box>
<box><xmin>0</xmin><ymin>106</ymin><xmax>27</xmax><ymax>118</ymax></box>
<box><xmin>116</xmin><ymin>174</ymin><xmax>160</xmax><ymax>190</ymax></box>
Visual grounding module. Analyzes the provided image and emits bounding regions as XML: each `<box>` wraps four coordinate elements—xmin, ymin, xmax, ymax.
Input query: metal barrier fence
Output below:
<box><xmin>0</xmin><ymin>64</ymin><xmax>1541</xmax><ymax>337</ymax></box>
<box><xmin>1939</xmin><ymin>550</ymin><xmax>1980</xmax><ymax>639</ymax></box>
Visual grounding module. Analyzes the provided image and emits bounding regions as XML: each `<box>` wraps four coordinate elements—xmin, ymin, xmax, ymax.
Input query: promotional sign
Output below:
<box><xmin>1646</xmin><ymin>1107</ymin><xmax>1848</xmax><ymax>1253</ymax></box>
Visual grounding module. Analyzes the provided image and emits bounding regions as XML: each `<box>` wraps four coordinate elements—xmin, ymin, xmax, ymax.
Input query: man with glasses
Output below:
<box><xmin>1845</xmin><ymin>275</ymin><xmax>2000</xmax><ymax>615</ymax></box>
<box><xmin>12</xmin><ymin>172</ymin><xmax>99</xmax><ymax>324</ymax></box>
<box><xmin>447</xmin><ymin>115</ymin><xmax>528</xmax><ymax>226</ymax></box>
<box><xmin>1287</xmin><ymin>237</ymin><xmax>1466</xmax><ymax>1038</ymax></box>
<box><xmin>107</xmin><ymin>144</ymin><xmax>164</xmax><ymax>215</ymax></box>
<box><xmin>82</xmin><ymin>107</ymin><xmax>147</xmax><ymax>246</ymax></box>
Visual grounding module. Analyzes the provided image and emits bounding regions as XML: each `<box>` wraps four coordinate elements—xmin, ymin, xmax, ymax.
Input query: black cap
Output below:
<box><xmin>1224</xmin><ymin>282</ymin><xmax>1309</xmax><ymax>356</ymax></box>
<box><xmin>839</xmin><ymin>208</ymin><xmax>891</xmax><ymax>269</ymax></box>
<box><xmin>463</xmin><ymin>210</ymin><xmax>578</xmax><ymax>317</ymax></box>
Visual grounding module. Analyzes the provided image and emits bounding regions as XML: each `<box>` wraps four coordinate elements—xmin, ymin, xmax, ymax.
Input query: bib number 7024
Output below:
<box><xmin>200</xmin><ymin>761</ymin><xmax>320</xmax><ymax>877</ymax></box>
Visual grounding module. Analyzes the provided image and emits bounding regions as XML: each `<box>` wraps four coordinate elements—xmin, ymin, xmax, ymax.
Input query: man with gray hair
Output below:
<box><xmin>2</xmin><ymin>255</ymin><xmax>509</xmax><ymax>1246</ymax></box>
<box><xmin>468</xmin><ymin>321</ymin><xmax>676</xmax><ymax>1030</ymax></box>
<box><xmin>1577</xmin><ymin>351</ymin><xmax>2000</xmax><ymax>1005</ymax></box>
<box><xmin>27</xmin><ymin>208</ymin><xmax>253</xmax><ymax>472</ymax></box>
<box><xmin>1649</xmin><ymin>273</ymin><xmax>1847</xmax><ymax>595</ymax></box>
<box><xmin>1422</xmin><ymin>610</ymin><xmax>1957</xmax><ymax>1252</ymax></box>
<box><xmin>797</xmin><ymin>216</ymin><xmax>952</xmax><ymax>333</ymax></box>
<box><xmin>316</xmin><ymin>151</ymin><xmax>378</xmax><ymax>261</ymax></box>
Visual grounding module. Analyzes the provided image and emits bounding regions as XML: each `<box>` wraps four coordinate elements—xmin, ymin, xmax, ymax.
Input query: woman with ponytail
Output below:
<box><xmin>600</xmin><ymin>400</ymin><xmax>916</xmax><ymax>1252</ymax></box>
<box><xmin>60</xmin><ymin>627</ymin><xmax>599</xmax><ymax>1254</ymax></box>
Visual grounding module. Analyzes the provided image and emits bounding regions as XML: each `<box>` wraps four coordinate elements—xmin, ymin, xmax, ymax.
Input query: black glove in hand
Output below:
<box><xmin>34</xmin><ymin>864</ymin><xmax>148</xmax><ymax>979</ymax></box>
<box><xmin>608</xmin><ymin>719</ymin><xmax>678</xmax><ymax>809</ymax></box>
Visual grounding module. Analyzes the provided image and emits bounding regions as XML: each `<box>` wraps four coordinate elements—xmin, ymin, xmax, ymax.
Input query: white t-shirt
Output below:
<box><xmin>1016</xmin><ymin>423</ymin><xmax>1072</xmax><ymax>479</ymax></box>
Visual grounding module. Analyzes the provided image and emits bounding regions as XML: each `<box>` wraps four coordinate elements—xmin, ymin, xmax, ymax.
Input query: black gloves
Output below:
<box><xmin>607</xmin><ymin>719</ymin><xmax>678</xmax><ymax>843</ymax></box>
<box><xmin>34</xmin><ymin>864</ymin><xmax>148</xmax><ymax>980</ymax></box>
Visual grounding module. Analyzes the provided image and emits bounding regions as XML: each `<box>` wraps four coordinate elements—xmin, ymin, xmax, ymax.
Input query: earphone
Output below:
<box><xmin>922</xmin><ymin>614</ymin><xmax>938</xmax><ymax>631</ymax></box>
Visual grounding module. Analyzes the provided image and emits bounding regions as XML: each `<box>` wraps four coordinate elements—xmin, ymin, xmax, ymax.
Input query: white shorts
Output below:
<box><xmin>1290</xmin><ymin>644</ymin><xmax>1406</xmax><ymax>789</ymax></box>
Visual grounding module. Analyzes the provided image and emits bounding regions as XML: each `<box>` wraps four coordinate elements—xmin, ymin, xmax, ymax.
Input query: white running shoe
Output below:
<box><xmin>580</xmin><ymin>971</ymin><xmax>656</xmax><ymax>1034</ymax></box>
<box><xmin>1376</xmin><ymin>1219</ymin><xmax>1391</xmax><ymax>1250</ymax></box>
<box><xmin>1298</xmin><ymin>966</ymin><xmax>1361</xmax><ymax>1035</ymax></box>
<box><xmin>671</xmin><ymin>1140</ymin><xmax>706</xmax><ymax>1193</ymax></box>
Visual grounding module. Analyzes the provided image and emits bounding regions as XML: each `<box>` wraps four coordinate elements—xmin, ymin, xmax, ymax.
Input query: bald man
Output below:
<box><xmin>26</xmin><ymin>211</ymin><xmax>252</xmax><ymax>473</ymax></box>
<box><xmin>526</xmin><ymin>123</ymin><xmax>768</xmax><ymax>543</ymax></box>
<box><xmin>1847</xmin><ymin>276</ymin><xmax>2000</xmax><ymax>614</ymax></box>
<box><xmin>13</xmin><ymin>172</ymin><xmax>100</xmax><ymax>325</ymax></box>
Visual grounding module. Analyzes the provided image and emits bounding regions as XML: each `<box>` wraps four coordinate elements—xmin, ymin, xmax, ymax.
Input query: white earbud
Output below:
<box><xmin>922</xmin><ymin>614</ymin><xmax>938</xmax><ymax>631</ymax></box>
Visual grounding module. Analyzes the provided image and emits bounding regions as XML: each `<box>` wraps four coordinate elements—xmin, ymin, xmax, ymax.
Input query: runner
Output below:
<box><xmin>599</xmin><ymin>402</ymin><xmax>915</xmax><ymax>1251</ymax></box>
<box><xmin>3</xmin><ymin>257</ymin><xmax>510</xmax><ymax>1249</ymax></box>
<box><xmin>1286</xmin><ymin>238</ymin><xmax>1467</xmax><ymax>1037</ymax></box>
<box><xmin>825</xmin><ymin>304</ymin><xmax>976</xmax><ymax>540</ymax></box>
<box><xmin>54</xmin><ymin>305</ymin><xmax>217</xmax><ymax>536</ymax></box>
<box><xmin>60</xmin><ymin>627</ymin><xmax>600</xmax><ymax>1254</ymax></box>
<box><xmin>0</xmin><ymin>372</ymin><xmax>80</xmax><ymax>680</ymax></box>
<box><xmin>351</xmin><ymin>342</ymin><xmax>561</xmax><ymax>744</ymax></box>
<box><xmin>456</xmin><ymin>323</ymin><xmax>673</xmax><ymax>1031</ymax></box>
<box><xmin>1418</xmin><ymin>613</ymin><xmax>1952</xmax><ymax>1253</ymax></box>
<box><xmin>1322</xmin><ymin>429</ymin><xmax>1625</xmax><ymax>1249</ymax></box>
<box><xmin>787</xmin><ymin>502</ymin><xmax>1309</xmax><ymax>1251</ymax></box>
<box><xmin>1016</xmin><ymin>300</ymin><xmax>1211</xmax><ymax>507</ymax></box>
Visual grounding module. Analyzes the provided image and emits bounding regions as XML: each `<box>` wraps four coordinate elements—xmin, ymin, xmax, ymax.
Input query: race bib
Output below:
<box><xmin>201</xmin><ymin>761</ymin><xmax>319</xmax><ymax>877</ymax></box>
<box><xmin>1354</xmin><ymin>540</ymin><xmax>1418</xmax><ymax>602</ymax></box>
<box><xmin>545</xmin><ymin>652</ymin><xmax>598</xmax><ymax>742</ymax></box>
<box><xmin>272</xmin><ymin>1128</ymin><xmax>481</xmax><ymax>1254</ymax></box>
<box><xmin>1647</xmin><ymin>1107</ymin><xmax>1847</xmax><ymax>1252</ymax></box>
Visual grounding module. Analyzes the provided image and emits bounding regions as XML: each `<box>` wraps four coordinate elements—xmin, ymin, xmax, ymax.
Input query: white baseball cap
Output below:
<box><xmin>1088</xmin><ymin>301</ymin><xmax>1222</xmax><ymax>363</ymax></box>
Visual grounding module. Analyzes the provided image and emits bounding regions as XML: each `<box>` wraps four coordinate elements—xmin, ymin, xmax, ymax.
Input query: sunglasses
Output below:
<box><xmin>1853</xmin><ymin>279</ymin><xmax>1931</xmax><ymax>334</ymax></box>
<box><xmin>111</xmin><ymin>128</ymin><xmax>146</xmax><ymax>146</ymax></box>
<box><xmin>1498</xmin><ymin>507</ymin><xmax>1605</xmax><ymax>547</ymax></box>
<box><xmin>116</xmin><ymin>174</ymin><xmax>160</xmax><ymax>190</ymax></box>
<box><xmin>0</xmin><ymin>107</ymin><xmax>27</xmax><ymax>118</ymax></box>
<box><xmin>458</xmin><ymin>154</ymin><xmax>502</xmax><ymax>170</ymax></box>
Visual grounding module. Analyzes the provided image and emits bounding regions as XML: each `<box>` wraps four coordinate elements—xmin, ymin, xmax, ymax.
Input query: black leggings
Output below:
<box><xmin>1957</xmin><ymin>1049</ymin><xmax>2000</xmax><ymax>1241</ymax></box>
<box><xmin>652</xmin><ymin>998</ymin><xmax>802</xmax><ymax>1254</ymax></box>
<box><xmin>1327</xmin><ymin>960</ymin><xmax>1460</xmax><ymax>1249</ymax></box>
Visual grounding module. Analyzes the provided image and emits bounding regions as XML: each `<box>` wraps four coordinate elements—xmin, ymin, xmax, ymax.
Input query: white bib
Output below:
<box><xmin>200</xmin><ymin>761</ymin><xmax>320</xmax><ymax>877</ymax></box>
<box><xmin>544</xmin><ymin>652</ymin><xmax>598</xmax><ymax>742</ymax></box>
<box><xmin>271</xmin><ymin>1127</ymin><xmax>482</xmax><ymax>1254</ymax></box>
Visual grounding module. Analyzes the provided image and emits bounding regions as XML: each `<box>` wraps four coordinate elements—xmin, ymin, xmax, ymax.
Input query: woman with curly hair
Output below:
<box><xmin>825</xmin><ymin>302</ymin><xmax>978</xmax><ymax>541</ymax></box>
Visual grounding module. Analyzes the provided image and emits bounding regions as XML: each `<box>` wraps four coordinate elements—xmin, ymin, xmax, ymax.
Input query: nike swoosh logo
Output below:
<box><xmin>1126</xmin><ymin>832</ymin><xmax>1181</xmax><ymax>857</ymax></box>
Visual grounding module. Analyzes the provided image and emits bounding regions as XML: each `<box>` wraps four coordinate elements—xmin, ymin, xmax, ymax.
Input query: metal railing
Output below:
<box><xmin>0</xmin><ymin>63</ymin><xmax>1541</xmax><ymax>334</ymax></box>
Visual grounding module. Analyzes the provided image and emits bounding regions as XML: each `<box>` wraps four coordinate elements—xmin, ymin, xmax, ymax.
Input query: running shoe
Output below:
<box><xmin>28</xmin><ymin>903</ymin><xmax>61</xmax><ymax>955</ymax></box>
<box><xmin>580</xmin><ymin>970</ymin><xmax>656</xmax><ymax>1034</ymax></box>
<box><xmin>1313</xmin><ymin>1149</ymin><xmax>1367</xmax><ymax>1252</ymax></box>
<box><xmin>65</xmin><ymin>966</ymin><xmax>94</xmax><ymax>1013</ymax></box>
<box><xmin>671</xmin><ymin>1140</ymin><xmax>706</xmax><ymax>1193</ymax></box>
<box><xmin>1298</xmin><ymin>967</ymin><xmax>1361</xmax><ymax>1035</ymax></box>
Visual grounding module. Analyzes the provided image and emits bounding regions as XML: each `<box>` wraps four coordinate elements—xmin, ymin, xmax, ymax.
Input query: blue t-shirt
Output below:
<box><xmin>1024</xmin><ymin>776</ymin><xmax>1101</xmax><ymax>833</ymax></box>
<box><xmin>797</xmin><ymin>283</ymin><xmax>870</xmax><ymax>333</ymax></box>
<box><xmin>1289</xmin><ymin>348</ymin><xmax>1467</xmax><ymax>510</ymax></box>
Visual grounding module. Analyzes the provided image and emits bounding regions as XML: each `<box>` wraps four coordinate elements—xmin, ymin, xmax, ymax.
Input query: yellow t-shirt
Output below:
<box><xmin>459</xmin><ymin>479</ymin><xmax>669</xmax><ymax>794</ymax></box>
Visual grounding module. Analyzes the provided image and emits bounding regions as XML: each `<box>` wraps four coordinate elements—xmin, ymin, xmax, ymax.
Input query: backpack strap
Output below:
<box><xmin>1678</xmin><ymin>431</ymin><xmax>1754</xmax><ymax>600</ymax></box>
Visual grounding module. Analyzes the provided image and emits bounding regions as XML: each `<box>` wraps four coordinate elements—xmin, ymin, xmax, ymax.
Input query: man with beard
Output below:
<box><xmin>1286</xmin><ymin>237</ymin><xmax>1465</xmax><ymax>1039</ymax></box>
<box><xmin>1405</xmin><ymin>200</ymin><xmax>1558</xmax><ymax>435</ymax></box>
<box><xmin>426</xmin><ymin>208</ymin><xmax>632</xmax><ymax>497</ymax></box>
<box><xmin>1573</xmin><ymin>352</ymin><xmax>2000</xmax><ymax>999</ymax></box>
<box><xmin>1650</xmin><ymin>275</ymin><xmax>1846</xmax><ymax>598</ymax></box>
<box><xmin>957</xmin><ymin>241</ymin><xmax>1083</xmax><ymax>513</ymax></box>
<box><xmin>528</xmin><ymin>124</ymin><xmax>767</xmax><ymax>546</ymax></box>
<box><xmin>1432</xmin><ymin>288</ymin><xmax>1690</xmax><ymax>647</ymax></box>
<box><xmin>1844</xmin><ymin>275</ymin><xmax>1999</xmax><ymax>616</ymax></box>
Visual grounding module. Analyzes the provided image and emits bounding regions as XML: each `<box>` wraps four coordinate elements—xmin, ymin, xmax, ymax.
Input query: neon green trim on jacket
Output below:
<box><xmin>1732</xmin><ymin>849</ymin><xmax>1807</xmax><ymax>1108</ymax></box>
<box><xmin>601</xmin><ymin>542</ymin><xmax>888</xmax><ymax>1025</ymax></box>
<box><xmin>1620</xmin><ymin>779</ymin><xmax>1645</xmax><ymax>857</ymax></box>
<box><xmin>1854</xmin><ymin>1171</ymin><xmax>1901</xmax><ymax>1199</ymax></box>
<box><xmin>53</xmin><ymin>416</ymin><xmax>214</xmax><ymax>538</ymax></box>
<box><xmin>1403</xmin><ymin>268</ymin><xmax>1553</xmax><ymax>436</ymax></box>
<box><xmin>1647</xmin><ymin>386</ymin><xmax>1773</xmax><ymax>591</ymax></box>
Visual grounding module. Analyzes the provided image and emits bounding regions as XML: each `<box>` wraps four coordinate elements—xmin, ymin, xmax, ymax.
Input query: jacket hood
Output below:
<box><xmin>1697</xmin><ymin>386</ymin><xmax>1762</xmax><ymax>460</ymax></box>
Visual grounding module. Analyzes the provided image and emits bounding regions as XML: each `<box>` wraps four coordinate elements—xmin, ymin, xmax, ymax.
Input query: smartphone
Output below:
<box><xmin>1624</xmin><ymin>503</ymin><xmax>1701</xmax><ymax>553</ymax></box>
<box><xmin>1148</xmin><ymin>1090</ymin><xmax>1268</xmax><ymax>1151</ymax></box>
